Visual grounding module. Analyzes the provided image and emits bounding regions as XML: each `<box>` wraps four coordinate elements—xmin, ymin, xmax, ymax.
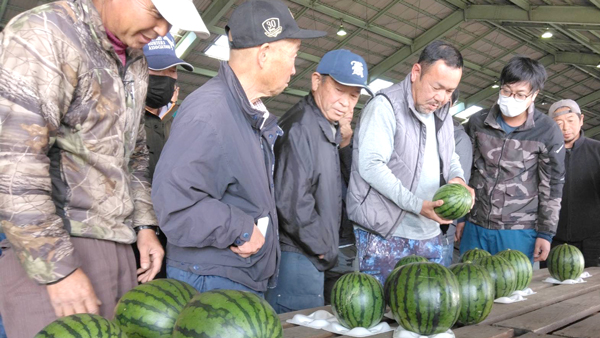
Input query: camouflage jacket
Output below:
<box><xmin>0</xmin><ymin>0</ymin><xmax>155</xmax><ymax>284</ymax></box>
<box><xmin>465</xmin><ymin>104</ymin><xmax>565</xmax><ymax>237</ymax></box>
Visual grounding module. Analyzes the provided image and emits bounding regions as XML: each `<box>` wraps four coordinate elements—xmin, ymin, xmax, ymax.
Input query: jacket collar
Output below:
<box><xmin>484</xmin><ymin>103</ymin><xmax>536</xmax><ymax>132</ymax></box>
<box><xmin>572</xmin><ymin>130</ymin><xmax>586</xmax><ymax>150</ymax></box>
<box><xmin>75</xmin><ymin>0</ymin><xmax>145</xmax><ymax>65</ymax></box>
<box><xmin>399</xmin><ymin>74</ymin><xmax>450</xmax><ymax>122</ymax></box>
<box><xmin>306</xmin><ymin>94</ymin><xmax>341</xmax><ymax>144</ymax></box>
<box><xmin>219</xmin><ymin>62</ymin><xmax>279</xmax><ymax>131</ymax></box>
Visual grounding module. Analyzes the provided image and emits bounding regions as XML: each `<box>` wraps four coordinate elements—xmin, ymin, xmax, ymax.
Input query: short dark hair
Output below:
<box><xmin>500</xmin><ymin>56</ymin><xmax>547</xmax><ymax>93</ymax></box>
<box><xmin>418</xmin><ymin>40</ymin><xmax>463</xmax><ymax>74</ymax></box>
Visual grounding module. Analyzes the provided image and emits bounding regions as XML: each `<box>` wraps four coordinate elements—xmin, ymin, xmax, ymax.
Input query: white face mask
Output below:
<box><xmin>497</xmin><ymin>95</ymin><xmax>529</xmax><ymax>118</ymax></box>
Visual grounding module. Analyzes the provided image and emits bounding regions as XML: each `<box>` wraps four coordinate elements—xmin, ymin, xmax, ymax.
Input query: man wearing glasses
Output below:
<box><xmin>456</xmin><ymin>56</ymin><xmax>565</xmax><ymax>263</ymax></box>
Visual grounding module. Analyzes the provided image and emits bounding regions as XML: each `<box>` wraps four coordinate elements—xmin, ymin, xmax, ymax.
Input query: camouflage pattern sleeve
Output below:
<box><xmin>129</xmin><ymin>110</ymin><xmax>158</xmax><ymax>228</ymax></box>
<box><xmin>0</xmin><ymin>8</ymin><xmax>81</xmax><ymax>283</ymax></box>
<box><xmin>536</xmin><ymin>124</ymin><xmax>566</xmax><ymax>237</ymax></box>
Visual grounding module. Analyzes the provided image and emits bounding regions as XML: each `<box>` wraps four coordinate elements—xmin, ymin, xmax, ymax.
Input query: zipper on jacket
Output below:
<box><xmin>487</xmin><ymin>137</ymin><xmax>508</xmax><ymax>228</ymax></box>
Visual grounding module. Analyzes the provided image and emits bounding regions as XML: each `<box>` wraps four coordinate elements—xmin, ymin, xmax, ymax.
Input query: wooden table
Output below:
<box><xmin>279</xmin><ymin>267</ymin><xmax>600</xmax><ymax>338</ymax></box>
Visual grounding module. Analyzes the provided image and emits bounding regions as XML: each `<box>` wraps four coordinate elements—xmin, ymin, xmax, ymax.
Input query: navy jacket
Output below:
<box><xmin>152</xmin><ymin>62</ymin><xmax>281</xmax><ymax>292</ymax></box>
<box><xmin>275</xmin><ymin>94</ymin><xmax>343</xmax><ymax>271</ymax></box>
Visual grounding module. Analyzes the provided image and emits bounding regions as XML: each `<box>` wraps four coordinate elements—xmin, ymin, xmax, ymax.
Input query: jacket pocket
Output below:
<box><xmin>501</xmin><ymin>185</ymin><xmax>538</xmax><ymax>223</ymax></box>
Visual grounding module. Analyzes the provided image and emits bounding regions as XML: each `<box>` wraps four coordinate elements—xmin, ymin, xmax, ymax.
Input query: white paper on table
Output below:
<box><xmin>494</xmin><ymin>287</ymin><xmax>536</xmax><ymax>303</ymax></box>
<box><xmin>542</xmin><ymin>271</ymin><xmax>592</xmax><ymax>285</ymax></box>
<box><xmin>393</xmin><ymin>325</ymin><xmax>454</xmax><ymax>338</ymax></box>
<box><xmin>286</xmin><ymin>310</ymin><xmax>395</xmax><ymax>337</ymax></box>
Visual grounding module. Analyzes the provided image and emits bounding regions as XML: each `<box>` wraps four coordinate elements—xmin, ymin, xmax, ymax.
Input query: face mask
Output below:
<box><xmin>146</xmin><ymin>75</ymin><xmax>177</xmax><ymax>109</ymax></box>
<box><xmin>497</xmin><ymin>95</ymin><xmax>529</xmax><ymax>118</ymax></box>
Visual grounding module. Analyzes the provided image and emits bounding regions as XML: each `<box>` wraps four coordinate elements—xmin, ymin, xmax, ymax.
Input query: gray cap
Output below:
<box><xmin>548</xmin><ymin>99</ymin><xmax>581</xmax><ymax>119</ymax></box>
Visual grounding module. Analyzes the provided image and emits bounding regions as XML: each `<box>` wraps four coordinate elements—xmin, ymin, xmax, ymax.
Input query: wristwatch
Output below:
<box><xmin>135</xmin><ymin>225</ymin><xmax>160</xmax><ymax>235</ymax></box>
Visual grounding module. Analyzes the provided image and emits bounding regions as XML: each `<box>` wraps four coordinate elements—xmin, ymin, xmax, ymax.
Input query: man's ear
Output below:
<box><xmin>311</xmin><ymin>72</ymin><xmax>322</xmax><ymax>92</ymax></box>
<box><xmin>257</xmin><ymin>43</ymin><xmax>270</xmax><ymax>69</ymax></box>
<box><xmin>411</xmin><ymin>63</ymin><xmax>421</xmax><ymax>83</ymax></box>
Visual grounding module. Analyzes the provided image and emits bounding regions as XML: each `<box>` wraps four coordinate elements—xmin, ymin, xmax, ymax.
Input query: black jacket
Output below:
<box><xmin>275</xmin><ymin>94</ymin><xmax>342</xmax><ymax>271</ymax></box>
<box><xmin>145</xmin><ymin>109</ymin><xmax>174</xmax><ymax>179</ymax></box>
<box><xmin>152</xmin><ymin>62</ymin><xmax>281</xmax><ymax>292</ymax></box>
<box><xmin>555</xmin><ymin>132</ymin><xmax>600</xmax><ymax>242</ymax></box>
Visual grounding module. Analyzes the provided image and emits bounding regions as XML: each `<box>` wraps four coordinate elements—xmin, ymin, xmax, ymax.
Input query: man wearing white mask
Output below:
<box><xmin>456</xmin><ymin>56</ymin><xmax>565</xmax><ymax>263</ymax></box>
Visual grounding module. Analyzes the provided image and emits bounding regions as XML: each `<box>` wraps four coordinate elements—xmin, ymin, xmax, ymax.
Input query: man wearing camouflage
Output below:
<box><xmin>457</xmin><ymin>56</ymin><xmax>565</xmax><ymax>262</ymax></box>
<box><xmin>0</xmin><ymin>0</ymin><xmax>209</xmax><ymax>336</ymax></box>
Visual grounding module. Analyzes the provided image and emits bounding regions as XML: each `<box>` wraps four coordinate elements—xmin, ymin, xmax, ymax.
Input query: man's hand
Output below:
<box><xmin>448</xmin><ymin>177</ymin><xmax>475</xmax><ymax>209</ymax></box>
<box><xmin>230</xmin><ymin>225</ymin><xmax>265</xmax><ymax>258</ymax></box>
<box><xmin>420</xmin><ymin>200</ymin><xmax>453</xmax><ymax>225</ymax></box>
<box><xmin>533</xmin><ymin>238</ymin><xmax>551</xmax><ymax>262</ymax></box>
<box><xmin>46</xmin><ymin>268</ymin><xmax>101</xmax><ymax>317</ymax></box>
<box><xmin>137</xmin><ymin>229</ymin><xmax>165</xmax><ymax>283</ymax></box>
<box><xmin>340</xmin><ymin>122</ymin><xmax>353</xmax><ymax>148</ymax></box>
<box><xmin>455</xmin><ymin>221</ymin><xmax>465</xmax><ymax>244</ymax></box>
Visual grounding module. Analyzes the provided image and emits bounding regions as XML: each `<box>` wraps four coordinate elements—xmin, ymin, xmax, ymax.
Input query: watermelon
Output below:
<box><xmin>547</xmin><ymin>243</ymin><xmax>585</xmax><ymax>281</ymax></box>
<box><xmin>450</xmin><ymin>262</ymin><xmax>495</xmax><ymax>325</ymax></box>
<box><xmin>35</xmin><ymin>314</ymin><xmax>126</xmax><ymax>338</ymax></box>
<box><xmin>388</xmin><ymin>262</ymin><xmax>460</xmax><ymax>335</ymax></box>
<box><xmin>497</xmin><ymin>249</ymin><xmax>533</xmax><ymax>291</ymax></box>
<box><xmin>114</xmin><ymin>278</ymin><xmax>198</xmax><ymax>338</ymax></box>
<box><xmin>394</xmin><ymin>254</ymin><xmax>429</xmax><ymax>269</ymax></box>
<box><xmin>432</xmin><ymin>183</ymin><xmax>472</xmax><ymax>220</ymax></box>
<box><xmin>172</xmin><ymin>289</ymin><xmax>282</xmax><ymax>338</ymax></box>
<box><xmin>474</xmin><ymin>256</ymin><xmax>517</xmax><ymax>298</ymax></box>
<box><xmin>331</xmin><ymin>272</ymin><xmax>385</xmax><ymax>329</ymax></box>
<box><xmin>460</xmin><ymin>248</ymin><xmax>491</xmax><ymax>263</ymax></box>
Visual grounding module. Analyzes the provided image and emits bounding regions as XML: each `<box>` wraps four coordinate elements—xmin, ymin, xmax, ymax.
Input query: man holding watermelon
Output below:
<box><xmin>457</xmin><ymin>56</ymin><xmax>566</xmax><ymax>263</ymax></box>
<box><xmin>0</xmin><ymin>0</ymin><xmax>210</xmax><ymax>337</ymax></box>
<box><xmin>347</xmin><ymin>41</ymin><xmax>474</xmax><ymax>284</ymax></box>
<box><xmin>547</xmin><ymin>99</ymin><xmax>600</xmax><ymax>267</ymax></box>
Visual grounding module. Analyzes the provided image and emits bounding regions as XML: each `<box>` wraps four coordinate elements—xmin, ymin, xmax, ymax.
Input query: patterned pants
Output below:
<box><xmin>354</xmin><ymin>228</ymin><xmax>443</xmax><ymax>285</ymax></box>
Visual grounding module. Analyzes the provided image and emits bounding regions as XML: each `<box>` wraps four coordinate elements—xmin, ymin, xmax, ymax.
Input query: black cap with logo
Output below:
<box><xmin>226</xmin><ymin>0</ymin><xmax>327</xmax><ymax>49</ymax></box>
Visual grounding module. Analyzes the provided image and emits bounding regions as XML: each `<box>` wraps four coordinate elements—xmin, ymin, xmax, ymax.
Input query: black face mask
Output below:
<box><xmin>146</xmin><ymin>75</ymin><xmax>177</xmax><ymax>109</ymax></box>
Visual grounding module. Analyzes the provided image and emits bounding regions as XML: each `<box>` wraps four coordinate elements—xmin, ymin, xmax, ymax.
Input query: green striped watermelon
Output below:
<box><xmin>450</xmin><ymin>262</ymin><xmax>494</xmax><ymax>325</ymax></box>
<box><xmin>173</xmin><ymin>289</ymin><xmax>282</xmax><ymax>338</ymax></box>
<box><xmin>547</xmin><ymin>243</ymin><xmax>585</xmax><ymax>281</ymax></box>
<box><xmin>35</xmin><ymin>314</ymin><xmax>126</xmax><ymax>338</ymax></box>
<box><xmin>460</xmin><ymin>248</ymin><xmax>491</xmax><ymax>263</ymax></box>
<box><xmin>432</xmin><ymin>184</ymin><xmax>472</xmax><ymax>220</ymax></box>
<box><xmin>394</xmin><ymin>254</ymin><xmax>429</xmax><ymax>269</ymax></box>
<box><xmin>474</xmin><ymin>256</ymin><xmax>517</xmax><ymax>298</ymax></box>
<box><xmin>388</xmin><ymin>262</ymin><xmax>460</xmax><ymax>335</ymax></box>
<box><xmin>331</xmin><ymin>272</ymin><xmax>385</xmax><ymax>329</ymax></box>
<box><xmin>497</xmin><ymin>249</ymin><xmax>533</xmax><ymax>291</ymax></box>
<box><xmin>114</xmin><ymin>278</ymin><xmax>198</xmax><ymax>338</ymax></box>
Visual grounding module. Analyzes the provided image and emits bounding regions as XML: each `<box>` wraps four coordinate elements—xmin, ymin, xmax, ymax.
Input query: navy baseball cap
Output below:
<box><xmin>317</xmin><ymin>49</ymin><xmax>373</xmax><ymax>96</ymax></box>
<box><xmin>143</xmin><ymin>33</ymin><xmax>193</xmax><ymax>72</ymax></box>
<box><xmin>226</xmin><ymin>0</ymin><xmax>326</xmax><ymax>49</ymax></box>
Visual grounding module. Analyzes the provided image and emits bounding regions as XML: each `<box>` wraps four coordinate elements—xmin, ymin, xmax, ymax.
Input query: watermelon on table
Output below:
<box><xmin>35</xmin><ymin>314</ymin><xmax>126</xmax><ymax>338</ymax></box>
<box><xmin>388</xmin><ymin>262</ymin><xmax>461</xmax><ymax>335</ymax></box>
<box><xmin>460</xmin><ymin>248</ymin><xmax>491</xmax><ymax>263</ymax></box>
<box><xmin>432</xmin><ymin>183</ymin><xmax>472</xmax><ymax>220</ymax></box>
<box><xmin>547</xmin><ymin>243</ymin><xmax>585</xmax><ymax>281</ymax></box>
<box><xmin>394</xmin><ymin>254</ymin><xmax>429</xmax><ymax>269</ymax></box>
<box><xmin>331</xmin><ymin>272</ymin><xmax>385</xmax><ymax>329</ymax></box>
<box><xmin>497</xmin><ymin>249</ymin><xmax>533</xmax><ymax>291</ymax></box>
<box><xmin>474</xmin><ymin>256</ymin><xmax>517</xmax><ymax>298</ymax></box>
<box><xmin>450</xmin><ymin>262</ymin><xmax>495</xmax><ymax>325</ymax></box>
<box><xmin>173</xmin><ymin>289</ymin><xmax>282</xmax><ymax>338</ymax></box>
<box><xmin>114</xmin><ymin>278</ymin><xmax>198</xmax><ymax>338</ymax></box>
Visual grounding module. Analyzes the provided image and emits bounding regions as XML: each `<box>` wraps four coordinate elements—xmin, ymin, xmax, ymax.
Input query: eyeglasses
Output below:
<box><xmin>499</xmin><ymin>87</ymin><xmax>533</xmax><ymax>102</ymax></box>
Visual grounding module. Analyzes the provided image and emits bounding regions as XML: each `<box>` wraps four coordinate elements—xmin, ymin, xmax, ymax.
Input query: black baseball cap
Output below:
<box><xmin>226</xmin><ymin>0</ymin><xmax>327</xmax><ymax>49</ymax></box>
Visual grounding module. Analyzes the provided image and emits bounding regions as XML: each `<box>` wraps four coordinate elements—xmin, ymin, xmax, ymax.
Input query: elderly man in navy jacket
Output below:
<box><xmin>265</xmin><ymin>50</ymin><xmax>371</xmax><ymax>313</ymax></box>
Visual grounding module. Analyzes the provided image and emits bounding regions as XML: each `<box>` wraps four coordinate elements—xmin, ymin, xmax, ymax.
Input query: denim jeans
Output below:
<box><xmin>166</xmin><ymin>265</ymin><xmax>263</xmax><ymax>297</ymax></box>
<box><xmin>265</xmin><ymin>251</ymin><xmax>324</xmax><ymax>314</ymax></box>
<box><xmin>459</xmin><ymin>221</ymin><xmax>537</xmax><ymax>263</ymax></box>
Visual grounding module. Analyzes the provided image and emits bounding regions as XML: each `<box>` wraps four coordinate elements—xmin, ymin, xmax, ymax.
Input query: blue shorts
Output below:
<box><xmin>459</xmin><ymin>221</ymin><xmax>537</xmax><ymax>262</ymax></box>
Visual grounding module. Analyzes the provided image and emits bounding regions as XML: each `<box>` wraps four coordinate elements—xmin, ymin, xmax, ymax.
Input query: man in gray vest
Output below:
<box><xmin>346</xmin><ymin>40</ymin><xmax>473</xmax><ymax>284</ymax></box>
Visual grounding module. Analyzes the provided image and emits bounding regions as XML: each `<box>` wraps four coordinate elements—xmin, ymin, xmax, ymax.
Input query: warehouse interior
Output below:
<box><xmin>4</xmin><ymin>0</ymin><xmax>600</xmax><ymax>139</ymax></box>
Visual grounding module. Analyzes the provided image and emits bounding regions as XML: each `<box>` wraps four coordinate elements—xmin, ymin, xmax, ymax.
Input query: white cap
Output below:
<box><xmin>151</xmin><ymin>0</ymin><xmax>210</xmax><ymax>39</ymax></box>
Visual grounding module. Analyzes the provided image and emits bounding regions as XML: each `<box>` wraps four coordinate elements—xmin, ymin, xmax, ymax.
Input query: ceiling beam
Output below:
<box><xmin>369</xmin><ymin>10</ymin><xmax>464</xmax><ymax>81</ymax></box>
<box><xmin>550</xmin><ymin>24</ymin><xmax>600</xmax><ymax>54</ymax></box>
<box><xmin>553</xmin><ymin>52</ymin><xmax>600</xmax><ymax>67</ymax></box>
<box><xmin>590</xmin><ymin>0</ymin><xmax>600</xmax><ymax>10</ymax></box>
<box><xmin>508</xmin><ymin>0</ymin><xmax>530</xmax><ymax>11</ymax></box>
<box><xmin>585</xmin><ymin>123</ymin><xmax>600</xmax><ymax>137</ymax></box>
<box><xmin>287</xmin><ymin>0</ymin><xmax>413</xmax><ymax>46</ymax></box>
<box><xmin>577</xmin><ymin>90</ymin><xmax>600</xmax><ymax>108</ymax></box>
<box><xmin>501</xmin><ymin>22</ymin><xmax>600</xmax><ymax>31</ymax></box>
<box><xmin>202</xmin><ymin>0</ymin><xmax>237</xmax><ymax>27</ymax></box>
<box><xmin>465</xmin><ymin>5</ymin><xmax>600</xmax><ymax>25</ymax></box>
<box><xmin>0</xmin><ymin>0</ymin><xmax>8</xmax><ymax>24</ymax></box>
